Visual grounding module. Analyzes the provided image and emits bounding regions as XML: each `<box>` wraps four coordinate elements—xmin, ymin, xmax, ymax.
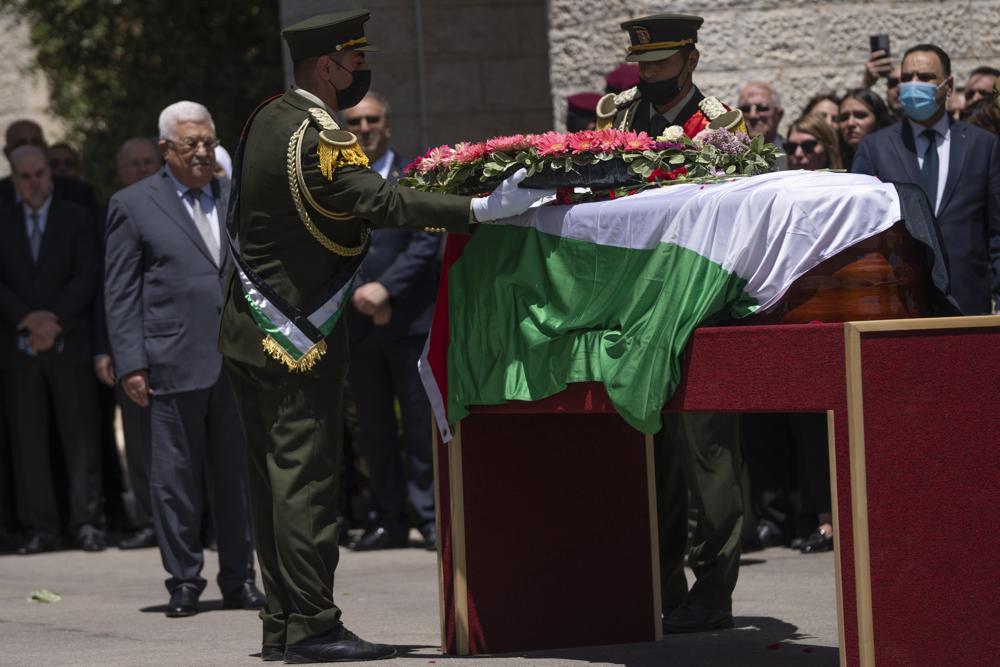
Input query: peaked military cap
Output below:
<box><xmin>619</xmin><ymin>14</ymin><xmax>703</xmax><ymax>63</ymax></box>
<box><xmin>282</xmin><ymin>9</ymin><xmax>379</xmax><ymax>61</ymax></box>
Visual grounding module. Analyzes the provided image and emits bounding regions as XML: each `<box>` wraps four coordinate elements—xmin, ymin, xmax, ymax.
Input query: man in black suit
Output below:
<box><xmin>852</xmin><ymin>43</ymin><xmax>1000</xmax><ymax>315</ymax></box>
<box><xmin>342</xmin><ymin>92</ymin><xmax>443</xmax><ymax>552</ymax></box>
<box><xmin>1</xmin><ymin>120</ymin><xmax>98</xmax><ymax>212</ymax></box>
<box><xmin>104</xmin><ymin>101</ymin><xmax>263</xmax><ymax>617</ymax></box>
<box><xmin>0</xmin><ymin>145</ymin><xmax>105</xmax><ymax>553</ymax></box>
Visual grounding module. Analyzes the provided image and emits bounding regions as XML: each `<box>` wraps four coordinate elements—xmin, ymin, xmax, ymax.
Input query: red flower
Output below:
<box><xmin>646</xmin><ymin>166</ymin><xmax>688</xmax><ymax>182</ymax></box>
<box><xmin>555</xmin><ymin>188</ymin><xmax>573</xmax><ymax>205</ymax></box>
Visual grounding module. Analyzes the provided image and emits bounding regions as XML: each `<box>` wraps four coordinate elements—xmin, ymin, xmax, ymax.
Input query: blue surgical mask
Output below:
<box><xmin>898</xmin><ymin>80</ymin><xmax>947</xmax><ymax>122</ymax></box>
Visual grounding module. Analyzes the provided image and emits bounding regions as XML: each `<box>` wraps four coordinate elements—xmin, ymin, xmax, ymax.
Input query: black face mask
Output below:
<box><xmin>638</xmin><ymin>75</ymin><xmax>681</xmax><ymax>107</ymax></box>
<box><xmin>333</xmin><ymin>66</ymin><xmax>372</xmax><ymax>110</ymax></box>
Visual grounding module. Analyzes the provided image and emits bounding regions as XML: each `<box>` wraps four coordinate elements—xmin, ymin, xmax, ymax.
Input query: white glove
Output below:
<box><xmin>470</xmin><ymin>168</ymin><xmax>556</xmax><ymax>223</ymax></box>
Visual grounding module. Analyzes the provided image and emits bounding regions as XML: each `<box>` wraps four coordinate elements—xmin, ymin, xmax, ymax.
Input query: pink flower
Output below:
<box><xmin>569</xmin><ymin>130</ymin><xmax>603</xmax><ymax>154</ymax></box>
<box><xmin>532</xmin><ymin>131</ymin><xmax>571</xmax><ymax>156</ymax></box>
<box><xmin>592</xmin><ymin>128</ymin><xmax>626</xmax><ymax>152</ymax></box>
<box><xmin>622</xmin><ymin>130</ymin><xmax>654</xmax><ymax>152</ymax></box>
<box><xmin>453</xmin><ymin>141</ymin><xmax>488</xmax><ymax>164</ymax></box>
<box><xmin>417</xmin><ymin>145</ymin><xmax>454</xmax><ymax>173</ymax></box>
<box><xmin>485</xmin><ymin>134</ymin><xmax>532</xmax><ymax>154</ymax></box>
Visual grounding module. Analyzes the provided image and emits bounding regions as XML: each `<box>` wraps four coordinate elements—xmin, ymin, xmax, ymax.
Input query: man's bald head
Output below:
<box><xmin>738</xmin><ymin>81</ymin><xmax>784</xmax><ymax>143</ymax></box>
<box><xmin>4</xmin><ymin>119</ymin><xmax>46</xmax><ymax>160</ymax></box>
<box><xmin>9</xmin><ymin>144</ymin><xmax>53</xmax><ymax>209</ymax></box>
<box><xmin>117</xmin><ymin>137</ymin><xmax>162</xmax><ymax>186</ymax></box>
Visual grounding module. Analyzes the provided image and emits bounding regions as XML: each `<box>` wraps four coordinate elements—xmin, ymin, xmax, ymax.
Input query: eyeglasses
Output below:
<box><xmin>783</xmin><ymin>139</ymin><xmax>819</xmax><ymax>154</ymax></box>
<box><xmin>345</xmin><ymin>115</ymin><xmax>383</xmax><ymax>127</ymax></box>
<box><xmin>834</xmin><ymin>110</ymin><xmax>871</xmax><ymax>122</ymax></box>
<box><xmin>738</xmin><ymin>103</ymin><xmax>771</xmax><ymax>114</ymax></box>
<box><xmin>167</xmin><ymin>137</ymin><xmax>220</xmax><ymax>152</ymax></box>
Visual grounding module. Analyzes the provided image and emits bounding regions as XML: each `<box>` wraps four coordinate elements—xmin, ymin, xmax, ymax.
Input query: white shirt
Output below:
<box><xmin>23</xmin><ymin>194</ymin><xmax>53</xmax><ymax>239</ymax></box>
<box><xmin>910</xmin><ymin>112</ymin><xmax>951</xmax><ymax>215</ymax></box>
<box><xmin>370</xmin><ymin>149</ymin><xmax>395</xmax><ymax>179</ymax></box>
<box><xmin>165</xmin><ymin>166</ymin><xmax>220</xmax><ymax>249</ymax></box>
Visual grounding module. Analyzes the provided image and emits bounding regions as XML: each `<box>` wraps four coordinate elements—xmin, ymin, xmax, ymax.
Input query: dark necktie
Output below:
<box><xmin>648</xmin><ymin>113</ymin><xmax>668</xmax><ymax>140</ymax></box>
<box><xmin>28</xmin><ymin>211</ymin><xmax>42</xmax><ymax>263</ymax></box>
<box><xmin>920</xmin><ymin>128</ymin><xmax>939</xmax><ymax>213</ymax></box>
<box><xmin>186</xmin><ymin>188</ymin><xmax>220</xmax><ymax>265</ymax></box>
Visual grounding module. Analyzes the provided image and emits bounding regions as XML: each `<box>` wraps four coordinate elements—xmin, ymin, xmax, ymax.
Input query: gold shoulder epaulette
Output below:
<box><xmin>596</xmin><ymin>87</ymin><xmax>639</xmax><ymax>130</ymax></box>
<box><xmin>317</xmin><ymin>129</ymin><xmax>369</xmax><ymax>180</ymax></box>
<box><xmin>699</xmin><ymin>96</ymin><xmax>727</xmax><ymax>121</ymax></box>
<box><xmin>614</xmin><ymin>86</ymin><xmax>639</xmax><ymax>108</ymax></box>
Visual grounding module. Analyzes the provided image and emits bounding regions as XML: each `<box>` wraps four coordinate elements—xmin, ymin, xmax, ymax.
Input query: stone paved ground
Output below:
<box><xmin>0</xmin><ymin>539</ymin><xmax>837</xmax><ymax>666</ymax></box>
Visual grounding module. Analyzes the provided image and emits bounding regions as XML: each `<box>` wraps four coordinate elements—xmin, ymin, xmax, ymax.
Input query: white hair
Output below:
<box><xmin>214</xmin><ymin>144</ymin><xmax>233</xmax><ymax>178</ymax></box>
<box><xmin>158</xmin><ymin>101</ymin><xmax>215</xmax><ymax>140</ymax></box>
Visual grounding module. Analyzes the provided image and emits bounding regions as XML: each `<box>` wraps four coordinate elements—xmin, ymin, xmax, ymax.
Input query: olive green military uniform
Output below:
<box><xmin>608</xmin><ymin>14</ymin><xmax>744</xmax><ymax>618</ymax></box>
<box><xmin>219</xmin><ymin>85</ymin><xmax>470</xmax><ymax>649</ymax></box>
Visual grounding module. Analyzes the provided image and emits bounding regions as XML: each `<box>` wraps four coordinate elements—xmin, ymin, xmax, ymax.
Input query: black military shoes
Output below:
<box><xmin>283</xmin><ymin>624</ymin><xmax>396</xmax><ymax>663</ymax></box>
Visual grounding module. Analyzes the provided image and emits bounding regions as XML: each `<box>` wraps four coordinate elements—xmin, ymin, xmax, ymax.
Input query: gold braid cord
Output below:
<box><xmin>262</xmin><ymin>336</ymin><xmax>327</xmax><ymax>373</ymax></box>
<box><xmin>286</xmin><ymin>119</ymin><xmax>369</xmax><ymax>256</ymax></box>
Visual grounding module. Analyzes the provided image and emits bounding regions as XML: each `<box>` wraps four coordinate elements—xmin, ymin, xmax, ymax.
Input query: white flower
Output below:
<box><xmin>659</xmin><ymin>125</ymin><xmax>685</xmax><ymax>142</ymax></box>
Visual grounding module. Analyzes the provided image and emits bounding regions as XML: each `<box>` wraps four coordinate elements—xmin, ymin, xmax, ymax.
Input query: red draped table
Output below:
<box><xmin>432</xmin><ymin>316</ymin><xmax>1000</xmax><ymax>666</ymax></box>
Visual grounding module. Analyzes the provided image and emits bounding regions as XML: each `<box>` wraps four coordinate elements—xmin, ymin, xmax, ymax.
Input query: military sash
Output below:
<box><xmin>226</xmin><ymin>95</ymin><xmax>367</xmax><ymax>372</ymax></box>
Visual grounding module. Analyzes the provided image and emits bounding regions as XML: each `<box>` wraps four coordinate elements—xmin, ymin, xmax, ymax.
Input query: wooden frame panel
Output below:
<box><xmin>644</xmin><ymin>434</ymin><xmax>663</xmax><ymax>642</ymax></box>
<box><xmin>843</xmin><ymin>315</ymin><xmax>1000</xmax><ymax>667</ymax></box>
<box><xmin>446</xmin><ymin>423</ymin><xmax>469</xmax><ymax>655</ymax></box>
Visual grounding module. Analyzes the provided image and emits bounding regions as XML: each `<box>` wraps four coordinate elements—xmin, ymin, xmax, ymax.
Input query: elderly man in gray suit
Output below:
<box><xmin>104</xmin><ymin>101</ymin><xmax>264</xmax><ymax>618</ymax></box>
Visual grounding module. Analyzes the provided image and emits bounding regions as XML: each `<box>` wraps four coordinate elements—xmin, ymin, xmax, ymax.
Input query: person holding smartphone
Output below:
<box><xmin>863</xmin><ymin>33</ymin><xmax>903</xmax><ymax>117</ymax></box>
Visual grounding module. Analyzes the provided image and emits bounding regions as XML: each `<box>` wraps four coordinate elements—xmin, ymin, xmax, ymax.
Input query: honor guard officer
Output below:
<box><xmin>597</xmin><ymin>14</ymin><xmax>718</xmax><ymax>139</ymax></box>
<box><xmin>219</xmin><ymin>9</ymin><xmax>551</xmax><ymax>663</ymax></box>
<box><xmin>599</xmin><ymin>14</ymin><xmax>745</xmax><ymax>634</ymax></box>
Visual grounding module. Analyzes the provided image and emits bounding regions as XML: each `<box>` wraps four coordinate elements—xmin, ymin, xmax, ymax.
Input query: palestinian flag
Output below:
<box><xmin>420</xmin><ymin>170</ymin><xmax>902</xmax><ymax>440</ymax></box>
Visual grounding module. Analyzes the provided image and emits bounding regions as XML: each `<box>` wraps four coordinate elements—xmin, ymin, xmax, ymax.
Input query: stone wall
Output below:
<box><xmin>281</xmin><ymin>0</ymin><xmax>552</xmax><ymax>161</ymax></box>
<box><xmin>549</xmin><ymin>0</ymin><xmax>1000</xmax><ymax>131</ymax></box>
<box><xmin>0</xmin><ymin>13</ymin><xmax>64</xmax><ymax>178</ymax></box>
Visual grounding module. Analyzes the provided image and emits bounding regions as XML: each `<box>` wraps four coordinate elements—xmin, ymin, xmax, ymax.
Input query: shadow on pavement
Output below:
<box><xmin>408</xmin><ymin>616</ymin><xmax>838</xmax><ymax>666</ymax></box>
<box><xmin>139</xmin><ymin>598</ymin><xmax>232</xmax><ymax>613</ymax></box>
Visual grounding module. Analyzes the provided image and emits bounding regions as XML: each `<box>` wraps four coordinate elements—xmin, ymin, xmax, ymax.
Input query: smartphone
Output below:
<box><xmin>869</xmin><ymin>34</ymin><xmax>890</xmax><ymax>57</ymax></box>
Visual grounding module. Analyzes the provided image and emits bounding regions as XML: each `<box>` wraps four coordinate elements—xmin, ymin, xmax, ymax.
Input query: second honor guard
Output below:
<box><xmin>599</xmin><ymin>14</ymin><xmax>745</xmax><ymax>634</ymax></box>
<box><xmin>219</xmin><ymin>9</ymin><xmax>551</xmax><ymax>663</ymax></box>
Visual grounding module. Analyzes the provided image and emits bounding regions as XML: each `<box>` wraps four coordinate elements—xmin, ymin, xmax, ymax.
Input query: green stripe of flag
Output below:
<box><xmin>447</xmin><ymin>225</ymin><xmax>755</xmax><ymax>433</ymax></box>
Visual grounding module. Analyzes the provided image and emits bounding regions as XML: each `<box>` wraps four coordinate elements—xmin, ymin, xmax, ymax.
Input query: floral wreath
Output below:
<box><xmin>399</xmin><ymin>125</ymin><xmax>779</xmax><ymax>202</ymax></box>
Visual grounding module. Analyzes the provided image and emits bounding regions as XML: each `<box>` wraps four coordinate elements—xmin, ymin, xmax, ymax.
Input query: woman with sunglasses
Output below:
<box><xmin>837</xmin><ymin>88</ymin><xmax>893</xmax><ymax>169</ymax></box>
<box><xmin>784</xmin><ymin>113</ymin><xmax>843</xmax><ymax>171</ymax></box>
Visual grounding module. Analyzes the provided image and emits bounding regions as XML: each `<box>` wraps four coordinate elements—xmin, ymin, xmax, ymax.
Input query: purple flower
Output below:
<box><xmin>692</xmin><ymin>128</ymin><xmax>750</xmax><ymax>157</ymax></box>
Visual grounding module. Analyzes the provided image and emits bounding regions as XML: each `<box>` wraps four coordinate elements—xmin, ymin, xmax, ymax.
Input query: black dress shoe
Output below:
<box><xmin>260</xmin><ymin>645</ymin><xmax>284</xmax><ymax>661</ymax></box>
<box><xmin>223</xmin><ymin>582</ymin><xmax>266</xmax><ymax>610</ymax></box>
<box><xmin>284</xmin><ymin>625</ymin><xmax>395</xmax><ymax>663</ymax></box>
<box><xmin>756</xmin><ymin>521</ymin><xmax>786</xmax><ymax>548</ymax></box>
<box><xmin>17</xmin><ymin>532</ymin><xmax>61</xmax><ymax>555</ymax></box>
<box><xmin>78</xmin><ymin>529</ymin><xmax>106</xmax><ymax>552</ymax></box>
<box><xmin>348</xmin><ymin>525</ymin><xmax>408</xmax><ymax>551</ymax></box>
<box><xmin>419</xmin><ymin>524</ymin><xmax>436</xmax><ymax>551</ymax></box>
<box><xmin>165</xmin><ymin>585</ymin><xmax>200</xmax><ymax>617</ymax></box>
<box><xmin>119</xmin><ymin>527</ymin><xmax>157</xmax><ymax>550</ymax></box>
<box><xmin>800</xmin><ymin>529</ymin><xmax>834</xmax><ymax>553</ymax></box>
<box><xmin>663</xmin><ymin>604</ymin><xmax>735</xmax><ymax>634</ymax></box>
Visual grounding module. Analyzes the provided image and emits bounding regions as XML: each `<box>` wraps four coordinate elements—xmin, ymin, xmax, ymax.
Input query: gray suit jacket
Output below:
<box><xmin>852</xmin><ymin>118</ymin><xmax>1000</xmax><ymax>314</ymax></box>
<box><xmin>104</xmin><ymin>168</ymin><xmax>230</xmax><ymax>394</ymax></box>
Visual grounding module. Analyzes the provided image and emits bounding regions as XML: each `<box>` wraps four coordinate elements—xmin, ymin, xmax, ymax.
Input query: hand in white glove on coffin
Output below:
<box><xmin>471</xmin><ymin>168</ymin><xmax>556</xmax><ymax>223</ymax></box>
